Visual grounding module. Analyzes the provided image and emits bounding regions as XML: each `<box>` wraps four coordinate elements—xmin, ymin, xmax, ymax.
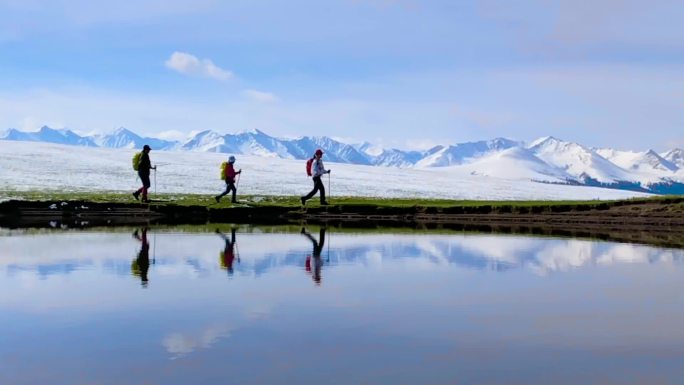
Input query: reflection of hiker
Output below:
<box><xmin>132</xmin><ymin>145</ymin><xmax>156</xmax><ymax>203</ymax></box>
<box><xmin>302</xmin><ymin>227</ymin><xmax>326</xmax><ymax>285</ymax></box>
<box><xmin>215</xmin><ymin>155</ymin><xmax>242</xmax><ymax>203</ymax></box>
<box><xmin>301</xmin><ymin>149</ymin><xmax>330</xmax><ymax>206</ymax></box>
<box><xmin>216</xmin><ymin>228</ymin><xmax>239</xmax><ymax>275</ymax></box>
<box><xmin>132</xmin><ymin>228</ymin><xmax>150</xmax><ymax>287</ymax></box>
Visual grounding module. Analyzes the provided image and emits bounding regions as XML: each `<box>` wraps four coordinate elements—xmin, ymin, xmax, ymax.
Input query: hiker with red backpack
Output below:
<box><xmin>301</xmin><ymin>148</ymin><xmax>331</xmax><ymax>206</ymax></box>
<box><xmin>132</xmin><ymin>145</ymin><xmax>156</xmax><ymax>203</ymax></box>
<box><xmin>216</xmin><ymin>155</ymin><xmax>242</xmax><ymax>203</ymax></box>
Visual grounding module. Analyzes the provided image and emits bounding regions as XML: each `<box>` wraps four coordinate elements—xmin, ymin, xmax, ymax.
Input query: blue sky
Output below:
<box><xmin>0</xmin><ymin>0</ymin><xmax>682</xmax><ymax>151</ymax></box>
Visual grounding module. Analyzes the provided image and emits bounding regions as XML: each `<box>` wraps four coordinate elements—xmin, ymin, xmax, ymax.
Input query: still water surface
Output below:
<box><xmin>1</xmin><ymin>227</ymin><xmax>684</xmax><ymax>385</ymax></box>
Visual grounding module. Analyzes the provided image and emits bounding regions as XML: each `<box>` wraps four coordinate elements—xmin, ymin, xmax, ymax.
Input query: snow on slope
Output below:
<box><xmin>0</xmin><ymin>141</ymin><xmax>650</xmax><ymax>201</ymax></box>
<box><xmin>596</xmin><ymin>148</ymin><xmax>677</xmax><ymax>172</ymax></box>
<box><xmin>662</xmin><ymin>149</ymin><xmax>684</xmax><ymax>169</ymax></box>
<box><xmin>456</xmin><ymin>147</ymin><xmax>573</xmax><ymax>182</ymax></box>
<box><xmin>595</xmin><ymin>148</ymin><xmax>679</xmax><ymax>184</ymax></box>
<box><xmin>415</xmin><ymin>138</ymin><xmax>519</xmax><ymax>168</ymax></box>
<box><xmin>529</xmin><ymin>137</ymin><xmax>633</xmax><ymax>183</ymax></box>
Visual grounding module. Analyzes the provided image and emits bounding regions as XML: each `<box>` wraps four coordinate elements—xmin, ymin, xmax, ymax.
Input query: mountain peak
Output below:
<box><xmin>237</xmin><ymin>128</ymin><xmax>268</xmax><ymax>136</ymax></box>
<box><xmin>528</xmin><ymin>136</ymin><xmax>562</xmax><ymax>148</ymax></box>
<box><xmin>39</xmin><ymin>125</ymin><xmax>56</xmax><ymax>133</ymax></box>
<box><xmin>112</xmin><ymin>126</ymin><xmax>135</xmax><ymax>135</ymax></box>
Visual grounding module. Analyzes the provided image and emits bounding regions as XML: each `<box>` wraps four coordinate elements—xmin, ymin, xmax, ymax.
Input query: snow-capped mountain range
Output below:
<box><xmin>2</xmin><ymin>126</ymin><xmax>683</xmax><ymax>194</ymax></box>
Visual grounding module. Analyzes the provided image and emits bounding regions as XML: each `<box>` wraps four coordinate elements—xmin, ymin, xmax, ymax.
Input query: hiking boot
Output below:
<box><xmin>320</xmin><ymin>201</ymin><xmax>329</xmax><ymax>206</ymax></box>
<box><xmin>215</xmin><ymin>196</ymin><xmax>220</xmax><ymax>203</ymax></box>
<box><xmin>132</xmin><ymin>192</ymin><xmax>140</xmax><ymax>201</ymax></box>
<box><xmin>231</xmin><ymin>200</ymin><xmax>238</xmax><ymax>204</ymax></box>
<box><xmin>142</xmin><ymin>199</ymin><xmax>150</xmax><ymax>203</ymax></box>
<box><xmin>300</xmin><ymin>197</ymin><xmax>306</xmax><ymax>206</ymax></box>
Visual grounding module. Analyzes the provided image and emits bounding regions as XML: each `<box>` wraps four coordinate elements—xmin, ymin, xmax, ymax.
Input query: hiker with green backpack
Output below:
<box><xmin>216</xmin><ymin>155</ymin><xmax>242</xmax><ymax>203</ymax></box>
<box><xmin>132</xmin><ymin>145</ymin><xmax>156</xmax><ymax>203</ymax></box>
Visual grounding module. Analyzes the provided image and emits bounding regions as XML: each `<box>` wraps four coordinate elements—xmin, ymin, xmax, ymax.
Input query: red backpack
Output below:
<box><xmin>306</xmin><ymin>158</ymin><xmax>314</xmax><ymax>176</ymax></box>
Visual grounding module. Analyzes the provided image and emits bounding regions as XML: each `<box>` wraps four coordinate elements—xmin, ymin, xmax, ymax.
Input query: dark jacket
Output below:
<box><xmin>138</xmin><ymin>152</ymin><xmax>152</xmax><ymax>174</ymax></box>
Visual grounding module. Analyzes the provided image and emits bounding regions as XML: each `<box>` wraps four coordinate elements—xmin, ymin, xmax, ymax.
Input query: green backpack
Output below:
<box><xmin>132</xmin><ymin>152</ymin><xmax>143</xmax><ymax>171</ymax></box>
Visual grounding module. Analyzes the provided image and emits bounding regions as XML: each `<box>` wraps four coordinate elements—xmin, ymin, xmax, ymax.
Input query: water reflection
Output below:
<box><xmin>216</xmin><ymin>227</ymin><xmax>239</xmax><ymax>276</ymax></box>
<box><xmin>2</xmin><ymin>228</ymin><xmax>684</xmax><ymax>384</ymax></box>
<box><xmin>302</xmin><ymin>226</ymin><xmax>326</xmax><ymax>285</ymax></box>
<box><xmin>131</xmin><ymin>228</ymin><xmax>151</xmax><ymax>287</ymax></box>
<box><xmin>1</xmin><ymin>229</ymin><xmax>683</xmax><ymax>281</ymax></box>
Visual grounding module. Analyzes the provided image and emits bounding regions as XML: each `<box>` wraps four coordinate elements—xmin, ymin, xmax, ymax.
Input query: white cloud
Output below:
<box><xmin>155</xmin><ymin>130</ymin><xmax>189</xmax><ymax>141</ymax></box>
<box><xmin>242</xmin><ymin>89</ymin><xmax>279</xmax><ymax>103</ymax></box>
<box><xmin>165</xmin><ymin>51</ymin><xmax>233</xmax><ymax>81</ymax></box>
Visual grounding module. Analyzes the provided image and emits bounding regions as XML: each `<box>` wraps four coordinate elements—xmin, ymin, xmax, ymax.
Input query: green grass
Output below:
<box><xmin>1</xmin><ymin>190</ymin><xmax>682</xmax><ymax>209</ymax></box>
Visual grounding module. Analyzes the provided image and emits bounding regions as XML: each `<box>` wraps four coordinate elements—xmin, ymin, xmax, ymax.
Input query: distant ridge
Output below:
<box><xmin>1</xmin><ymin>126</ymin><xmax>683</xmax><ymax>194</ymax></box>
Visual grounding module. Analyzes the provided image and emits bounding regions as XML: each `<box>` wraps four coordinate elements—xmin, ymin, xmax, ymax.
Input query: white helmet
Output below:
<box><xmin>228</xmin><ymin>155</ymin><xmax>236</xmax><ymax>163</ymax></box>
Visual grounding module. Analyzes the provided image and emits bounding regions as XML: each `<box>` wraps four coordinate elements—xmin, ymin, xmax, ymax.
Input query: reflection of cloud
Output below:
<box><xmin>456</xmin><ymin>236</ymin><xmax>538</xmax><ymax>265</ymax></box>
<box><xmin>244</xmin><ymin>304</ymin><xmax>273</xmax><ymax>321</ymax></box>
<box><xmin>162</xmin><ymin>324</ymin><xmax>233</xmax><ymax>359</ymax></box>
<box><xmin>531</xmin><ymin>240</ymin><xmax>594</xmax><ymax>275</ymax></box>
<box><xmin>597</xmin><ymin>244</ymin><xmax>659</xmax><ymax>265</ymax></box>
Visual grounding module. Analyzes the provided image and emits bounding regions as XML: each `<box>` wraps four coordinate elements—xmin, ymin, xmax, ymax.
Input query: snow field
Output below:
<box><xmin>0</xmin><ymin>141</ymin><xmax>651</xmax><ymax>201</ymax></box>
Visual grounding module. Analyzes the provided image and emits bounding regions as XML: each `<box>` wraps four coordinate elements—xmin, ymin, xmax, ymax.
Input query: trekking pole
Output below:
<box><xmin>327</xmin><ymin>172</ymin><xmax>331</xmax><ymax>200</ymax></box>
<box><xmin>154</xmin><ymin>167</ymin><xmax>157</xmax><ymax>196</ymax></box>
<box><xmin>235</xmin><ymin>234</ymin><xmax>241</xmax><ymax>263</ymax></box>
<box><xmin>152</xmin><ymin>230</ymin><xmax>156</xmax><ymax>265</ymax></box>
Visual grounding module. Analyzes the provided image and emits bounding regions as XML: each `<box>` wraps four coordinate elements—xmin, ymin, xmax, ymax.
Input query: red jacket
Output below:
<box><xmin>224</xmin><ymin>163</ymin><xmax>237</xmax><ymax>182</ymax></box>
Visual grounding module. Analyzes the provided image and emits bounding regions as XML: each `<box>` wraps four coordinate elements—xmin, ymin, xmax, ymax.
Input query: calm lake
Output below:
<box><xmin>1</xmin><ymin>226</ymin><xmax>683</xmax><ymax>385</ymax></box>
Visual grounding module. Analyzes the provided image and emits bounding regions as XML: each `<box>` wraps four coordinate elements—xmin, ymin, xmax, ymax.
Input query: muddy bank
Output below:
<box><xmin>1</xmin><ymin>198</ymin><xmax>683</xmax><ymax>248</ymax></box>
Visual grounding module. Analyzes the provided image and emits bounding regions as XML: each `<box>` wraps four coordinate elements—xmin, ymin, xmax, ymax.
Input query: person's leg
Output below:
<box><xmin>140</xmin><ymin>173</ymin><xmax>151</xmax><ymax>201</ymax></box>
<box><xmin>229</xmin><ymin>182</ymin><xmax>237</xmax><ymax>202</ymax></box>
<box><xmin>216</xmin><ymin>182</ymin><xmax>230</xmax><ymax>201</ymax></box>
<box><xmin>317</xmin><ymin>177</ymin><xmax>327</xmax><ymax>204</ymax></box>
<box><xmin>302</xmin><ymin>177</ymin><xmax>321</xmax><ymax>203</ymax></box>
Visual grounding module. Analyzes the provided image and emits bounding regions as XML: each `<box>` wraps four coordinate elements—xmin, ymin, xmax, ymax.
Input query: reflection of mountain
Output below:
<box><xmin>203</xmin><ymin>237</ymin><xmax>684</xmax><ymax>276</ymax></box>
<box><xmin>7</xmin><ymin>263</ymin><xmax>84</xmax><ymax>278</ymax></box>
<box><xmin>2</xmin><ymin>233</ymin><xmax>683</xmax><ymax>278</ymax></box>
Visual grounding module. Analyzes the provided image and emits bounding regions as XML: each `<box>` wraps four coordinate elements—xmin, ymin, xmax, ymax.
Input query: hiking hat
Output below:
<box><xmin>143</xmin><ymin>145</ymin><xmax>151</xmax><ymax>151</ymax></box>
<box><xmin>228</xmin><ymin>155</ymin><xmax>236</xmax><ymax>163</ymax></box>
<box><xmin>315</xmin><ymin>149</ymin><xmax>324</xmax><ymax>156</ymax></box>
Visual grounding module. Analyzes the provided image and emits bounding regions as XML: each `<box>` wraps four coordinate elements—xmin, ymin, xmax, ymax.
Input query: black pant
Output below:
<box><xmin>303</xmin><ymin>176</ymin><xmax>326</xmax><ymax>203</ymax></box>
<box><xmin>218</xmin><ymin>181</ymin><xmax>237</xmax><ymax>202</ymax></box>
<box><xmin>135</xmin><ymin>172</ymin><xmax>151</xmax><ymax>200</ymax></box>
<box><xmin>138</xmin><ymin>172</ymin><xmax>151</xmax><ymax>189</ymax></box>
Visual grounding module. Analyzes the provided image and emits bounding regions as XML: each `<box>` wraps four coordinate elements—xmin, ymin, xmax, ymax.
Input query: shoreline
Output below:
<box><xmin>1</xmin><ymin>197</ymin><xmax>683</xmax><ymax>248</ymax></box>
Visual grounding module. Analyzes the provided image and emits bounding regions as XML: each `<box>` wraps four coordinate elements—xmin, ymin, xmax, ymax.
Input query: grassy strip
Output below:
<box><xmin>1</xmin><ymin>190</ymin><xmax>682</xmax><ymax>209</ymax></box>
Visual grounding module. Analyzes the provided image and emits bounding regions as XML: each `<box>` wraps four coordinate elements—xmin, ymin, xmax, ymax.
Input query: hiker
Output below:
<box><xmin>302</xmin><ymin>227</ymin><xmax>326</xmax><ymax>285</ymax></box>
<box><xmin>132</xmin><ymin>145</ymin><xmax>156</xmax><ymax>203</ymax></box>
<box><xmin>132</xmin><ymin>228</ymin><xmax>150</xmax><ymax>287</ymax></box>
<box><xmin>216</xmin><ymin>155</ymin><xmax>242</xmax><ymax>203</ymax></box>
<box><xmin>301</xmin><ymin>149</ymin><xmax>331</xmax><ymax>206</ymax></box>
<box><xmin>216</xmin><ymin>228</ymin><xmax>239</xmax><ymax>275</ymax></box>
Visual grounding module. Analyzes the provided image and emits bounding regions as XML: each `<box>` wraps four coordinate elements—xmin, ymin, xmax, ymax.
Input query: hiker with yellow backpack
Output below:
<box><xmin>132</xmin><ymin>145</ymin><xmax>156</xmax><ymax>203</ymax></box>
<box><xmin>216</xmin><ymin>155</ymin><xmax>242</xmax><ymax>203</ymax></box>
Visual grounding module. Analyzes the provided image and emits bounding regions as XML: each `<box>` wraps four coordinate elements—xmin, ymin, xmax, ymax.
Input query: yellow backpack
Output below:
<box><xmin>220</xmin><ymin>161</ymin><xmax>228</xmax><ymax>180</ymax></box>
<box><xmin>132</xmin><ymin>152</ymin><xmax>143</xmax><ymax>171</ymax></box>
